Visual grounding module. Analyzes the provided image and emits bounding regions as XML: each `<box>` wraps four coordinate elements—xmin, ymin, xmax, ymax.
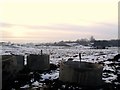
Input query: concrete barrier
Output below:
<box><xmin>2</xmin><ymin>55</ymin><xmax>24</xmax><ymax>80</ymax></box>
<box><xmin>59</xmin><ymin>61</ymin><xmax>103</xmax><ymax>86</ymax></box>
<box><xmin>15</xmin><ymin>55</ymin><xmax>24</xmax><ymax>71</ymax></box>
<box><xmin>27</xmin><ymin>54</ymin><xmax>50</xmax><ymax>71</ymax></box>
<box><xmin>2</xmin><ymin>55</ymin><xmax>17</xmax><ymax>81</ymax></box>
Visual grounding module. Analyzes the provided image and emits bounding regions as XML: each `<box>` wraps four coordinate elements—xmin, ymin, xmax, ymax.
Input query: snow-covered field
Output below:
<box><xmin>1</xmin><ymin>43</ymin><xmax>120</xmax><ymax>89</ymax></box>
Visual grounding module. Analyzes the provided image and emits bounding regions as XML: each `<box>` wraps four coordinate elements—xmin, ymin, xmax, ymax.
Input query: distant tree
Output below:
<box><xmin>76</xmin><ymin>38</ymin><xmax>89</xmax><ymax>46</ymax></box>
<box><xmin>90</xmin><ymin>36</ymin><xmax>95</xmax><ymax>42</ymax></box>
<box><xmin>76</xmin><ymin>39</ymin><xmax>80</xmax><ymax>43</ymax></box>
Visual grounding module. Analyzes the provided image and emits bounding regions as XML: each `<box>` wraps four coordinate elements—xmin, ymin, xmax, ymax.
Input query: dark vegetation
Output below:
<box><xmin>38</xmin><ymin>36</ymin><xmax>120</xmax><ymax>47</ymax></box>
<box><xmin>1</xmin><ymin>36</ymin><xmax>120</xmax><ymax>48</ymax></box>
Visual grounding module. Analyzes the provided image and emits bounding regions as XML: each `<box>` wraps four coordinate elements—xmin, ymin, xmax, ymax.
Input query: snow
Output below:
<box><xmin>103</xmin><ymin>73</ymin><xmax>117</xmax><ymax>83</ymax></box>
<box><xmin>32</xmin><ymin>81</ymin><xmax>39</xmax><ymax>86</ymax></box>
<box><xmin>20</xmin><ymin>85</ymin><xmax>30</xmax><ymax>89</ymax></box>
<box><xmin>103</xmin><ymin>65</ymin><xmax>115</xmax><ymax>72</ymax></box>
<box><xmin>1</xmin><ymin>42</ymin><xmax>119</xmax><ymax>89</ymax></box>
<box><xmin>32</xmin><ymin>81</ymin><xmax>43</xmax><ymax>87</ymax></box>
<box><xmin>41</xmin><ymin>70</ymin><xmax>59</xmax><ymax>81</ymax></box>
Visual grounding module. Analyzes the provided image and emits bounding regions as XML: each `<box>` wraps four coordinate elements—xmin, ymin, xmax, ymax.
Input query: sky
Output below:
<box><xmin>0</xmin><ymin>0</ymin><xmax>119</xmax><ymax>43</ymax></box>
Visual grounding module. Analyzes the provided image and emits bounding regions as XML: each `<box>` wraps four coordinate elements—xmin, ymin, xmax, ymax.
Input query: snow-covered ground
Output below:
<box><xmin>1</xmin><ymin>43</ymin><xmax>118</xmax><ymax>64</ymax></box>
<box><xmin>1</xmin><ymin>43</ymin><xmax>119</xmax><ymax>89</ymax></box>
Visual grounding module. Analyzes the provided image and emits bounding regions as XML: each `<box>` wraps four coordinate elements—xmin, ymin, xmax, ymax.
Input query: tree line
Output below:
<box><xmin>52</xmin><ymin>36</ymin><xmax>120</xmax><ymax>47</ymax></box>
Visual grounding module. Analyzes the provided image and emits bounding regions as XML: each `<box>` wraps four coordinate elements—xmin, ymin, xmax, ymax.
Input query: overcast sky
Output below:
<box><xmin>0</xmin><ymin>0</ymin><xmax>118</xmax><ymax>43</ymax></box>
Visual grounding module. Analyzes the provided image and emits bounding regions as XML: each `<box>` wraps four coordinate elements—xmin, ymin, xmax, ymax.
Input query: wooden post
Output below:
<box><xmin>41</xmin><ymin>50</ymin><xmax>43</xmax><ymax>55</ymax></box>
<box><xmin>79</xmin><ymin>53</ymin><xmax>81</xmax><ymax>68</ymax></box>
<box><xmin>79</xmin><ymin>53</ymin><xmax>81</xmax><ymax>62</ymax></box>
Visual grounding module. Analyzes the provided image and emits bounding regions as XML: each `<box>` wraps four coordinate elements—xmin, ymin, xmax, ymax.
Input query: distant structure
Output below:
<box><xmin>27</xmin><ymin>54</ymin><xmax>50</xmax><ymax>71</ymax></box>
<box><xmin>59</xmin><ymin>60</ymin><xmax>103</xmax><ymax>86</ymax></box>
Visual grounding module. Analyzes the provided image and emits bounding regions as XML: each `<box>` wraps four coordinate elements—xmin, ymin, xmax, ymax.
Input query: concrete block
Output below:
<box><xmin>59</xmin><ymin>61</ymin><xmax>103</xmax><ymax>86</ymax></box>
<box><xmin>27</xmin><ymin>54</ymin><xmax>50</xmax><ymax>71</ymax></box>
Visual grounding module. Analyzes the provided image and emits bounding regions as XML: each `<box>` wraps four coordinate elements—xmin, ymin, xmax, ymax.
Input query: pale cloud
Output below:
<box><xmin>1</xmin><ymin>22</ymin><xmax>117</xmax><ymax>42</ymax></box>
<box><xmin>0</xmin><ymin>0</ymin><xmax>118</xmax><ymax>43</ymax></box>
